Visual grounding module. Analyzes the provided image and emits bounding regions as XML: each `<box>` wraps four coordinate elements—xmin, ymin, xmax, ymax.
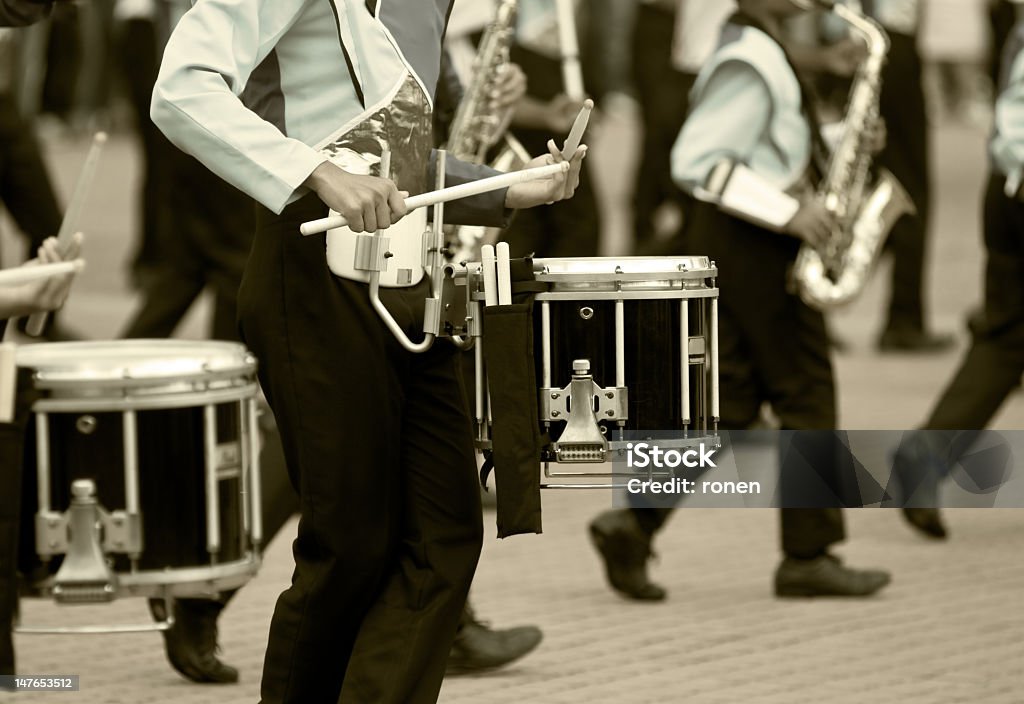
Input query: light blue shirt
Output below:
<box><xmin>152</xmin><ymin>0</ymin><xmax>451</xmax><ymax>214</ymax></box>
<box><xmin>993</xmin><ymin>36</ymin><xmax>1024</xmax><ymax>193</ymax></box>
<box><xmin>671</xmin><ymin>24</ymin><xmax>811</xmax><ymax>199</ymax></box>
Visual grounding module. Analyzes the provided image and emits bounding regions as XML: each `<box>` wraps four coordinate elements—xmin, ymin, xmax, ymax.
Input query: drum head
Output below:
<box><xmin>16</xmin><ymin>340</ymin><xmax>257</xmax><ymax>394</ymax></box>
<box><xmin>533</xmin><ymin>256</ymin><xmax>715</xmax><ymax>291</ymax></box>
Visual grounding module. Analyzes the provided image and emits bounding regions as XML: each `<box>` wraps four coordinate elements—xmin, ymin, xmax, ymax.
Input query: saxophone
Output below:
<box><xmin>446</xmin><ymin>0</ymin><xmax>530</xmax><ymax>265</ymax></box>
<box><xmin>791</xmin><ymin>0</ymin><xmax>916</xmax><ymax>310</ymax></box>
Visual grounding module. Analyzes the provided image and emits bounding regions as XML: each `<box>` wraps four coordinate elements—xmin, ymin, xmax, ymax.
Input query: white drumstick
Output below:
<box><xmin>561</xmin><ymin>99</ymin><xmax>593</xmax><ymax>161</ymax></box>
<box><xmin>0</xmin><ymin>343</ymin><xmax>15</xmax><ymax>424</ymax></box>
<box><xmin>299</xmin><ymin>162</ymin><xmax>569</xmax><ymax>236</ymax></box>
<box><xmin>554</xmin><ymin>0</ymin><xmax>585</xmax><ymax>101</ymax></box>
<box><xmin>27</xmin><ymin>131</ymin><xmax>106</xmax><ymax>336</ymax></box>
<box><xmin>0</xmin><ymin>260</ymin><xmax>85</xmax><ymax>287</ymax></box>
<box><xmin>496</xmin><ymin>242</ymin><xmax>512</xmax><ymax>306</ymax></box>
<box><xmin>481</xmin><ymin>245</ymin><xmax>498</xmax><ymax>307</ymax></box>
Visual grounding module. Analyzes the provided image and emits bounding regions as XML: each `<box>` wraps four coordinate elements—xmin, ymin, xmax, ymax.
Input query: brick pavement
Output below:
<box><xmin>3</xmin><ymin>118</ymin><xmax>1023</xmax><ymax>703</ymax></box>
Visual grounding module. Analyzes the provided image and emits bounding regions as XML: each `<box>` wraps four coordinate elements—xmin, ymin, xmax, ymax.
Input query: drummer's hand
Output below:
<box><xmin>0</xmin><ymin>233</ymin><xmax>83</xmax><ymax>317</ymax></box>
<box><xmin>504</xmin><ymin>140</ymin><xmax>587</xmax><ymax>209</ymax></box>
<box><xmin>305</xmin><ymin>161</ymin><xmax>409</xmax><ymax>233</ymax></box>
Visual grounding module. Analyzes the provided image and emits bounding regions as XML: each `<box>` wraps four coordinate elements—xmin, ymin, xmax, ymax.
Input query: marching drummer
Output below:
<box><xmin>150</xmin><ymin>0</ymin><xmax>585</xmax><ymax>701</ymax></box>
<box><xmin>0</xmin><ymin>226</ymin><xmax>82</xmax><ymax>684</ymax></box>
<box><xmin>589</xmin><ymin>0</ymin><xmax>892</xmax><ymax>601</ymax></box>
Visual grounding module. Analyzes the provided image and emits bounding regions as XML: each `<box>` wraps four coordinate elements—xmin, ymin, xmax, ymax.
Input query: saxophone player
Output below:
<box><xmin>589</xmin><ymin>0</ymin><xmax>891</xmax><ymax>601</ymax></box>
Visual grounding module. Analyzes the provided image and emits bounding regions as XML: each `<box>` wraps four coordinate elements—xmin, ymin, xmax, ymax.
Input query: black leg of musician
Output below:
<box><xmin>893</xmin><ymin>26</ymin><xmax>1024</xmax><ymax>538</ymax></box>
<box><xmin>629</xmin><ymin>0</ymin><xmax>696</xmax><ymax>255</ymax></box>
<box><xmin>589</xmin><ymin>0</ymin><xmax>890</xmax><ymax>601</ymax></box>
<box><xmin>151</xmin><ymin>2</ymin><xmax>584</xmax><ymax>701</ymax></box>
<box><xmin>869</xmin><ymin>3</ymin><xmax>952</xmax><ymax>353</ymax></box>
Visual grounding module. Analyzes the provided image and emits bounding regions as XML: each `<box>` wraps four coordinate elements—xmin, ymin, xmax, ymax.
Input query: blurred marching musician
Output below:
<box><xmin>150</xmin><ymin>1</ymin><xmax>585</xmax><ymax>702</ymax></box>
<box><xmin>502</xmin><ymin>0</ymin><xmax>599</xmax><ymax>258</ymax></box>
<box><xmin>632</xmin><ymin>0</ymin><xmax>734</xmax><ymax>254</ymax></box>
<box><xmin>1</xmin><ymin>1</ymin><xmax>79</xmax><ymax>680</ymax></box>
<box><xmin>892</xmin><ymin>10</ymin><xmax>1024</xmax><ymax>540</ymax></box>
<box><xmin>0</xmin><ymin>244</ymin><xmax>82</xmax><ymax>680</ymax></box>
<box><xmin>589</xmin><ymin>0</ymin><xmax>891</xmax><ymax>601</ymax></box>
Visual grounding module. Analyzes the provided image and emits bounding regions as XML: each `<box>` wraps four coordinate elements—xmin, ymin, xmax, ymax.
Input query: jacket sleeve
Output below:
<box><xmin>150</xmin><ymin>0</ymin><xmax>327</xmax><ymax>214</ymax></box>
<box><xmin>429</xmin><ymin>152</ymin><xmax>513</xmax><ymax>228</ymax></box>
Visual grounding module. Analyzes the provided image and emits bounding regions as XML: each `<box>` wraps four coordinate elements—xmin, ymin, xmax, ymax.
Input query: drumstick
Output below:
<box><xmin>496</xmin><ymin>242</ymin><xmax>512</xmax><ymax>306</ymax></box>
<box><xmin>0</xmin><ymin>260</ymin><xmax>85</xmax><ymax>287</ymax></box>
<box><xmin>26</xmin><ymin>131</ymin><xmax>107</xmax><ymax>336</ymax></box>
<box><xmin>554</xmin><ymin>0</ymin><xmax>585</xmax><ymax>101</ymax></box>
<box><xmin>0</xmin><ymin>343</ymin><xmax>15</xmax><ymax>424</ymax></box>
<box><xmin>561</xmin><ymin>99</ymin><xmax>593</xmax><ymax>161</ymax></box>
<box><xmin>481</xmin><ymin>245</ymin><xmax>498</xmax><ymax>307</ymax></box>
<box><xmin>299</xmin><ymin>162</ymin><xmax>569</xmax><ymax>236</ymax></box>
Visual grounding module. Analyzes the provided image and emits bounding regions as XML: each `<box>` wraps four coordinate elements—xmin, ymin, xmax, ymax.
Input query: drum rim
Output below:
<box><xmin>533</xmin><ymin>256</ymin><xmax>716</xmax><ymax>280</ymax></box>
<box><xmin>16</xmin><ymin>339</ymin><xmax>257</xmax><ymax>389</ymax></box>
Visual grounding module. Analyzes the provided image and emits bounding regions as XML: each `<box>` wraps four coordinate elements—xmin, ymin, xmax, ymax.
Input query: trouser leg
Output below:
<box><xmin>879</xmin><ymin>33</ymin><xmax>931</xmax><ymax>333</ymax></box>
<box><xmin>339</xmin><ymin>341</ymin><xmax>482</xmax><ymax>704</ymax></box>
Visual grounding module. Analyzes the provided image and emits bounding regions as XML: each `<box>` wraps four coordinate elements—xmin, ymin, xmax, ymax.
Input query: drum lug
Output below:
<box><xmin>103</xmin><ymin>510</ymin><xmax>143</xmax><ymax>557</ymax></box>
<box><xmin>51</xmin><ymin>479</ymin><xmax>117</xmax><ymax>604</ymax></box>
<box><xmin>35</xmin><ymin>510</ymin><xmax>69</xmax><ymax>558</ymax></box>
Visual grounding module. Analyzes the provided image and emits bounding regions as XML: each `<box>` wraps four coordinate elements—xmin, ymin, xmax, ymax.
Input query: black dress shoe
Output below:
<box><xmin>775</xmin><ymin>555</ymin><xmax>891</xmax><ymax>598</ymax></box>
<box><xmin>588</xmin><ymin>510</ymin><xmax>666</xmax><ymax>601</ymax></box>
<box><xmin>878</xmin><ymin>328</ymin><xmax>955</xmax><ymax>353</ymax></box>
<box><xmin>446</xmin><ymin>618</ymin><xmax>543</xmax><ymax>675</ymax></box>
<box><xmin>150</xmin><ymin>598</ymin><xmax>239</xmax><ymax>684</ymax></box>
<box><xmin>902</xmin><ymin>508</ymin><xmax>948</xmax><ymax>540</ymax></box>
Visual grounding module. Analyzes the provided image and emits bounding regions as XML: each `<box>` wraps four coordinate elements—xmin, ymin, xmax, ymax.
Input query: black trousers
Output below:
<box><xmin>631</xmin><ymin>202</ymin><xmax>845</xmax><ymax>559</ymax></box>
<box><xmin>239</xmin><ymin>194</ymin><xmax>483</xmax><ymax>704</ymax></box>
<box><xmin>116</xmin><ymin>17</ymin><xmax>173</xmax><ymax>273</ymax></box>
<box><xmin>630</xmin><ymin>3</ymin><xmax>695</xmax><ymax>252</ymax></box>
<box><xmin>0</xmin><ymin>371</ymin><xmax>35</xmax><ymax>677</ymax></box>
<box><xmin>878</xmin><ymin>32</ymin><xmax>932</xmax><ymax>333</ymax></box>
<box><xmin>121</xmin><ymin>150</ymin><xmax>253</xmax><ymax>342</ymax></box>
<box><xmin>0</xmin><ymin>94</ymin><xmax>61</xmax><ymax>257</ymax></box>
<box><xmin>924</xmin><ymin>173</ymin><xmax>1024</xmax><ymax>432</ymax></box>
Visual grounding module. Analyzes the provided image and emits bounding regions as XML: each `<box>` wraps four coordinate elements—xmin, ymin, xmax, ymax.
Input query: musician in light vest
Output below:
<box><xmin>892</xmin><ymin>12</ymin><xmax>1024</xmax><ymax>540</ymax></box>
<box><xmin>151</xmin><ymin>1</ymin><xmax>586</xmax><ymax>702</ymax></box>
<box><xmin>589</xmin><ymin>0</ymin><xmax>892</xmax><ymax>602</ymax></box>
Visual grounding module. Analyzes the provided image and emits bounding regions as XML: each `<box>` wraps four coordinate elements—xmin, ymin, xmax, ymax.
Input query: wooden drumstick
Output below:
<box><xmin>561</xmin><ymin>99</ymin><xmax>593</xmax><ymax>161</ymax></box>
<box><xmin>26</xmin><ymin>131</ymin><xmax>107</xmax><ymax>336</ymax></box>
<box><xmin>299</xmin><ymin>162</ymin><xmax>569</xmax><ymax>236</ymax></box>
<box><xmin>0</xmin><ymin>343</ymin><xmax>16</xmax><ymax>424</ymax></box>
<box><xmin>496</xmin><ymin>242</ymin><xmax>512</xmax><ymax>306</ymax></box>
<box><xmin>481</xmin><ymin>245</ymin><xmax>498</xmax><ymax>307</ymax></box>
<box><xmin>0</xmin><ymin>260</ymin><xmax>85</xmax><ymax>287</ymax></box>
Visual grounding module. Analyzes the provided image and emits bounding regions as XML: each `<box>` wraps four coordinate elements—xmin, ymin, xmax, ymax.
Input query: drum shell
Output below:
<box><xmin>538</xmin><ymin>297</ymin><xmax>710</xmax><ymax>437</ymax></box>
<box><xmin>19</xmin><ymin>403</ymin><xmax>245</xmax><ymax>579</ymax></box>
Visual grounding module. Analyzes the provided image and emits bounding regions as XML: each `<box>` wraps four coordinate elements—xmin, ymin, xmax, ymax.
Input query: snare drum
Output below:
<box><xmin>469</xmin><ymin>257</ymin><xmax>720</xmax><ymax>483</ymax></box>
<box><xmin>16</xmin><ymin>340</ymin><xmax>262</xmax><ymax>607</ymax></box>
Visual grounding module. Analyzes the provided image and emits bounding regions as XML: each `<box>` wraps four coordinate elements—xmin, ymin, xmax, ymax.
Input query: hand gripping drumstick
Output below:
<box><xmin>25</xmin><ymin>131</ymin><xmax>107</xmax><ymax>336</ymax></box>
<box><xmin>0</xmin><ymin>259</ymin><xmax>85</xmax><ymax>287</ymax></box>
<box><xmin>299</xmin><ymin>161</ymin><xmax>569</xmax><ymax>236</ymax></box>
